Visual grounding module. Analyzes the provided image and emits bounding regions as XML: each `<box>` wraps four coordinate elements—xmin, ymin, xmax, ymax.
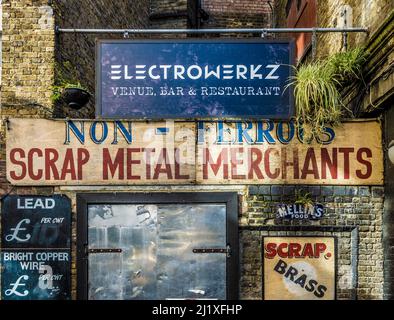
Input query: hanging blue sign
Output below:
<box><xmin>97</xmin><ymin>40</ymin><xmax>295</xmax><ymax>119</ymax></box>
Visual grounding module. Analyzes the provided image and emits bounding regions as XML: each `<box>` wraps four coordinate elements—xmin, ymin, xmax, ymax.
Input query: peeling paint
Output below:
<box><xmin>38</xmin><ymin>5</ymin><xmax>53</xmax><ymax>30</ymax></box>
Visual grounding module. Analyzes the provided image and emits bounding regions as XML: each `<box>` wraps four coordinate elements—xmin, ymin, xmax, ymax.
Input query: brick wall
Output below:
<box><xmin>273</xmin><ymin>0</ymin><xmax>393</xmax><ymax>299</ymax></box>
<box><xmin>0</xmin><ymin>0</ymin><xmax>55</xmax><ymax>117</ymax></box>
<box><xmin>0</xmin><ymin>0</ymin><xmax>151</xmax><ymax>208</ymax></box>
<box><xmin>151</xmin><ymin>0</ymin><xmax>187</xmax><ymax>14</ymax></box>
<box><xmin>316</xmin><ymin>0</ymin><xmax>393</xmax><ymax>57</ymax></box>
<box><xmin>0</xmin><ymin>0</ymin><xmax>388</xmax><ymax>301</ymax></box>
<box><xmin>53</xmin><ymin>0</ymin><xmax>150</xmax><ymax>119</ymax></box>
<box><xmin>149</xmin><ymin>0</ymin><xmax>187</xmax><ymax>28</ymax></box>
<box><xmin>203</xmin><ymin>0</ymin><xmax>272</xmax><ymax>15</ymax></box>
<box><xmin>241</xmin><ymin>185</ymin><xmax>384</xmax><ymax>299</ymax></box>
<box><xmin>149</xmin><ymin>0</ymin><xmax>274</xmax><ymax>36</ymax></box>
<box><xmin>201</xmin><ymin>0</ymin><xmax>273</xmax><ymax>33</ymax></box>
<box><xmin>0</xmin><ymin>0</ymin><xmax>56</xmax><ymax>197</ymax></box>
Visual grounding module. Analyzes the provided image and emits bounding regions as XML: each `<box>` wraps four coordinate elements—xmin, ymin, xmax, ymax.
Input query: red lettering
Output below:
<box><xmin>301</xmin><ymin>148</ymin><xmax>319</xmax><ymax>179</ymax></box>
<box><xmin>77</xmin><ymin>148</ymin><xmax>90</xmax><ymax>180</ymax></box>
<box><xmin>315</xmin><ymin>243</ymin><xmax>327</xmax><ymax>258</ymax></box>
<box><xmin>264</xmin><ymin>243</ymin><xmax>277</xmax><ymax>259</ymax></box>
<box><xmin>44</xmin><ymin>149</ymin><xmax>59</xmax><ymax>180</ymax></box>
<box><xmin>175</xmin><ymin>148</ymin><xmax>189</xmax><ymax>180</ymax></box>
<box><xmin>103</xmin><ymin>148</ymin><xmax>124</xmax><ymax>180</ymax></box>
<box><xmin>9</xmin><ymin>148</ymin><xmax>26</xmax><ymax>180</ymax></box>
<box><xmin>321</xmin><ymin>148</ymin><xmax>338</xmax><ymax>179</ymax></box>
<box><xmin>231</xmin><ymin>147</ymin><xmax>245</xmax><ymax>179</ymax></box>
<box><xmin>203</xmin><ymin>148</ymin><xmax>228</xmax><ymax>179</ymax></box>
<box><xmin>248</xmin><ymin>148</ymin><xmax>263</xmax><ymax>179</ymax></box>
<box><xmin>288</xmin><ymin>243</ymin><xmax>302</xmax><ymax>258</ymax></box>
<box><xmin>302</xmin><ymin>243</ymin><xmax>314</xmax><ymax>258</ymax></box>
<box><xmin>27</xmin><ymin>148</ymin><xmax>43</xmax><ymax>180</ymax></box>
<box><xmin>153</xmin><ymin>148</ymin><xmax>172</xmax><ymax>179</ymax></box>
<box><xmin>264</xmin><ymin>242</ymin><xmax>328</xmax><ymax>259</ymax></box>
<box><xmin>356</xmin><ymin>148</ymin><xmax>372</xmax><ymax>179</ymax></box>
<box><xmin>127</xmin><ymin>148</ymin><xmax>141</xmax><ymax>180</ymax></box>
<box><xmin>60</xmin><ymin>149</ymin><xmax>76</xmax><ymax>180</ymax></box>
<box><xmin>143</xmin><ymin>148</ymin><xmax>155</xmax><ymax>180</ymax></box>
<box><xmin>264</xmin><ymin>148</ymin><xmax>280</xmax><ymax>179</ymax></box>
<box><xmin>338</xmin><ymin>148</ymin><xmax>354</xmax><ymax>179</ymax></box>
<box><xmin>277</xmin><ymin>243</ymin><xmax>288</xmax><ymax>258</ymax></box>
<box><xmin>281</xmin><ymin>148</ymin><xmax>299</xmax><ymax>179</ymax></box>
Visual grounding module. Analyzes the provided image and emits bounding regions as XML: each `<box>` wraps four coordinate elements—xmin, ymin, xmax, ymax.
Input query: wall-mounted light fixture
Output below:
<box><xmin>388</xmin><ymin>140</ymin><xmax>394</xmax><ymax>165</ymax></box>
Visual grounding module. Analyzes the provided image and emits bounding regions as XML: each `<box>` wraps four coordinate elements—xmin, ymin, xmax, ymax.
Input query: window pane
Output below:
<box><xmin>87</xmin><ymin>204</ymin><xmax>226</xmax><ymax>300</ymax></box>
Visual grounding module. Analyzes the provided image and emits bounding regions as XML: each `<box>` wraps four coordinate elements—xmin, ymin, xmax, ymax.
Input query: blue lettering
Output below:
<box><xmin>64</xmin><ymin>121</ymin><xmax>85</xmax><ymax>145</ymax></box>
<box><xmin>276</xmin><ymin>121</ymin><xmax>295</xmax><ymax>144</ymax></box>
<box><xmin>112</xmin><ymin>121</ymin><xmax>132</xmax><ymax>144</ymax></box>
<box><xmin>197</xmin><ymin>121</ymin><xmax>205</xmax><ymax>144</ymax></box>
<box><xmin>297</xmin><ymin>125</ymin><xmax>314</xmax><ymax>144</ymax></box>
<box><xmin>256</xmin><ymin>120</ymin><xmax>275</xmax><ymax>144</ymax></box>
<box><xmin>215</xmin><ymin>121</ymin><xmax>232</xmax><ymax>145</ymax></box>
<box><xmin>316</xmin><ymin>127</ymin><xmax>335</xmax><ymax>144</ymax></box>
<box><xmin>90</xmin><ymin>122</ymin><xmax>108</xmax><ymax>144</ymax></box>
<box><xmin>235</xmin><ymin>122</ymin><xmax>254</xmax><ymax>144</ymax></box>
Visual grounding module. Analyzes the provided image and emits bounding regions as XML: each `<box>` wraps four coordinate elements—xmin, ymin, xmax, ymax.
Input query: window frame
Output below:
<box><xmin>76</xmin><ymin>192</ymin><xmax>239</xmax><ymax>300</ymax></box>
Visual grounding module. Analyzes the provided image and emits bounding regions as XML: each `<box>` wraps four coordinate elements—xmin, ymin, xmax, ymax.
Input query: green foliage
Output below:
<box><xmin>286</xmin><ymin>47</ymin><xmax>367</xmax><ymax>140</ymax></box>
<box><xmin>326</xmin><ymin>47</ymin><xmax>366</xmax><ymax>85</ymax></box>
<box><xmin>51</xmin><ymin>61</ymin><xmax>88</xmax><ymax>103</ymax></box>
<box><xmin>294</xmin><ymin>190</ymin><xmax>314</xmax><ymax>206</ymax></box>
<box><xmin>287</xmin><ymin>62</ymin><xmax>343</xmax><ymax>140</ymax></box>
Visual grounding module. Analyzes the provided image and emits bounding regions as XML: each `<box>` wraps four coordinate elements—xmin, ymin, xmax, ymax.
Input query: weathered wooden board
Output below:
<box><xmin>196</xmin><ymin>120</ymin><xmax>383</xmax><ymax>185</ymax></box>
<box><xmin>6</xmin><ymin>119</ymin><xmax>383</xmax><ymax>186</ymax></box>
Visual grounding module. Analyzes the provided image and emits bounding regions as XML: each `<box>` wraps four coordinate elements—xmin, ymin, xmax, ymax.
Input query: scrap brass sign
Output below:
<box><xmin>263</xmin><ymin>237</ymin><xmax>336</xmax><ymax>300</ymax></box>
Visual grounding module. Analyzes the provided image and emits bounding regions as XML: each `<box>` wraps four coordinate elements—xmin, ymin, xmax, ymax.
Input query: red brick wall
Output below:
<box><xmin>201</xmin><ymin>0</ymin><xmax>274</xmax><ymax>35</ymax></box>
<box><xmin>203</xmin><ymin>0</ymin><xmax>273</xmax><ymax>14</ymax></box>
<box><xmin>286</xmin><ymin>0</ymin><xmax>317</xmax><ymax>60</ymax></box>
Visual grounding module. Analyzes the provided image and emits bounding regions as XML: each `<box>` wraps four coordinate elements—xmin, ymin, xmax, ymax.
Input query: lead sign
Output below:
<box><xmin>1</xmin><ymin>195</ymin><xmax>71</xmax><ymax>300</ymax></box>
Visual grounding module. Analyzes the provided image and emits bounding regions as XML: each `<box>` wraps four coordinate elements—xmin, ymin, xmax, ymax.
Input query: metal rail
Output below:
<box><xmin>55</xmin><ymin>27</ymin><xmax>368</xmax><ymax>35</ymax></box>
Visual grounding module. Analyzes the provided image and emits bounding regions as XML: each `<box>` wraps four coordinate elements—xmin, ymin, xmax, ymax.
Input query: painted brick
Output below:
<box><xmin>258</xmin><ymin>186</ymin><xmax>271</xmax><ymax>195</ymax></box>
<box><xmin>372</xmin><ymin>187</ymin><xmax>384</xmax><ymax>198</ymax></box>
<box><xmin>334</xmin><ymin>186</ymin><xmax>347</xmax><ymax>196</ymax></box>
<box><xmin>249</xmin><ymin>186</ymin><xmax>259</xmax><ymax>195</ymax></box>
<box><xmin>243</xmin><ymin>184</ymin><xmax>384</xmax><ymax>300</ymax></box>
<box><xmin>359</xmin><ymin>187</ymin><xmax>371</xmax><ymax>196</ymax></box>
<box><xmin>271</xmin><ymin>186</ymin><xmax>283</xmax><ymax>195</ymax></box>
<box><xmin>322</xmin><ymin>186</ymin><xmax>334</xmax><ymax>196</ymax></box>
<box><xmin>283</xmin><ymin>186</ymin><xmax>295</xmax><ymax>195</ymax></box>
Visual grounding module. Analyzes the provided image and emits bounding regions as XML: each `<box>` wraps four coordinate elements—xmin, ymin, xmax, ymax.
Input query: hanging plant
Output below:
<box><xmin>51</xmin><ymin>61</ymin><xmax>91</xmax><ymax>110</ymax></box>
<box><xmin>294</xmin><ymin>190</ymin><xmax>314</xmax><ymax>207</ymax></box>
<box><xmin>286</xmin><ymin>47</ymin><xmax>367</xmax><ymax>140</ymax></box>
<box><xmin>326</xmin><ymin>47</ymin><xmax>366</xmax><ymax>86</ymax></box>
